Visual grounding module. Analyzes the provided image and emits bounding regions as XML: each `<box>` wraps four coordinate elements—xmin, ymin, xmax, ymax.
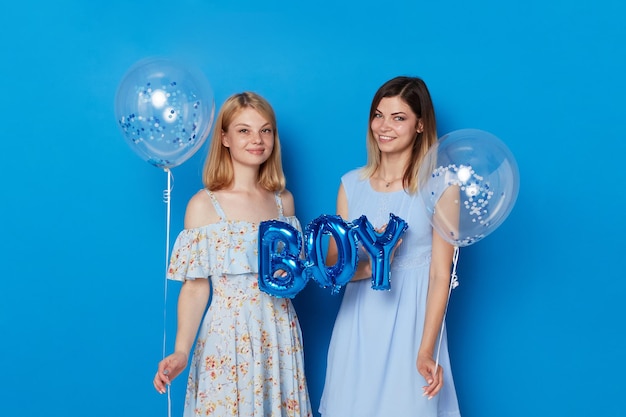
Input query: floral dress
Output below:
<box><xmin>167</xmin><ymin>190</ymin><xmax>312</xmax><ymax>417</ymax></box>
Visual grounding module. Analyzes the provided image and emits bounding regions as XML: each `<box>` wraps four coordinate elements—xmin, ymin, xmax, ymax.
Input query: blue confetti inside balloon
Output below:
<box><xmin>115</xmin><ymin>57</ymin><xmax>215</xmax><ymax>169</ymax></box>
<box><xmin>418</xmin><ymin>128</ymin><xmax>520</xmax><ymax>247</ymax></box>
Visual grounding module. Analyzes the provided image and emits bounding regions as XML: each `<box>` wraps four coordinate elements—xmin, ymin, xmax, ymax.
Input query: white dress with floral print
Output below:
<box><xmin>167</xmin><ymin>190</ymin><xmax>312</xmax><ymax>417</ymax></box>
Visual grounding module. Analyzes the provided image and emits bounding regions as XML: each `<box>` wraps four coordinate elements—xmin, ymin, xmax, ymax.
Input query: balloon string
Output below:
<box><xmin>434</xmin><ymin>245</ymin><xmax>460</xmax><ymax>376</ymax></box>
<box><xmin>163</xmin><ymin>168</ymin><xmax>174</xmax><ymax>417</ymax></box>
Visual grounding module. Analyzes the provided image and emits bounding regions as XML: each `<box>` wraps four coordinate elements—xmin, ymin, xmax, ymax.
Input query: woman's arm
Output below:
<box><xmin>154</xmin><ymin>279</ymin><xmax>210</xmax><ymax>393</ymax></box>
<box><xmin>325</xmin><ymin>184</ymin><xmax>373</xmax><ymax>281</ymax></box>
<box><xmin>416</xmin><ymin>230</ymin><xmax>455</xmax><ymax>399</ymax></box>
<box><xmin>153</xmin><ymin>191</ymin><xmax>214</xmax><ymax>393</ymax></box>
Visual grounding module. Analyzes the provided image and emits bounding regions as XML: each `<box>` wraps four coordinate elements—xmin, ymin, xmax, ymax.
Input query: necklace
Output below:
<box><xmin>376</xmin><ymin>176</ymin><xmax>402</xmax><ymax>188</ymax></box>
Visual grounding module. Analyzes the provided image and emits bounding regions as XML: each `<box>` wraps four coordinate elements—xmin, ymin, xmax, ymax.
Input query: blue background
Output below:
<box><xmin>1</xmin><ymin>0</ymin><xmax>625</xmax><ymax>416</ymax></box>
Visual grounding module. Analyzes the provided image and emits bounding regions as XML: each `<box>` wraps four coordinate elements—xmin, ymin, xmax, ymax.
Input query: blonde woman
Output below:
<box><xmin>154</xmin><ymin>92</ymin><xmax>311</xmax><ymax>417</ymax></box>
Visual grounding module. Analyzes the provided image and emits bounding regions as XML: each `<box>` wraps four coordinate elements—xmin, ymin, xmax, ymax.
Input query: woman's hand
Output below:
<box><xmin>153</xmin><ymin>351</ymin><xmax>189</xmax><ymax>394</ymax></box>
<box><xmin>376</xmin><ymin>224</ymin><xmax>403</xmax><ymax>263</ymax></box>
<box><xmin>416</xmin><ymin>353</ymin><xmax>444</xmax><ymax>399</ymax></box>
<box><xmin>352</xmin><ymin>225</ymin><xmax>403</xmax><ymax>282</ymax></box>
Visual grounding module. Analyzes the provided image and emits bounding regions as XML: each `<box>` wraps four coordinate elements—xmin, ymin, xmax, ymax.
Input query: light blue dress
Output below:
<box><xmin>319</xmin><ymin>169</ymin><xmax>461</xmax><ymax>417</ymax></box>
<box><xmin>167</xmin><ymin>190</ymin><xmax>312</xmax><ymax>417</ymax></box>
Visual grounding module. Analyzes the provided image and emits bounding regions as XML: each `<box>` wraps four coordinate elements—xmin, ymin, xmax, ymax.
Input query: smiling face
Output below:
<box><xmin>370</xmin><ymin>96</ymin><xmax>423</xmax><ymax>155</ymax></box>
<box><xmin>221</xmin><ymin>107</ymin><xmax>275</xmax><ymax>168</ymax></box>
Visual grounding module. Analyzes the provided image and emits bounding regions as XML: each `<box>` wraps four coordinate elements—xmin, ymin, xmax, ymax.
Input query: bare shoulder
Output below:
<box><xmin>280</xmin><ymin>189</ymin><xmax>296</xmax><ymax>217</ymax></box>
<box><xmin>183</xmin><ymin>189</ymin><xmax>220</xmax><ymax>229</ymax></box>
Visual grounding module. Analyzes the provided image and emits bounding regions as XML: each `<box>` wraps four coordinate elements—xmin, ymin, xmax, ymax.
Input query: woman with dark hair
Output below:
<box><xmin>319</xmin><ymin>77</ymin><xmax>461</xmax><ymax>417</ymax></box>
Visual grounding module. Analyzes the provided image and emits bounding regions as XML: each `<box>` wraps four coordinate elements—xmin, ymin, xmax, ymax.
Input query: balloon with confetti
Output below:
<box><xmin>418</xmin><ymin>128</ymin><xmax>520</xmax><ymax>247</ymax></box>
<box><xmin>115</xmin><ymin>57</ymin><xmax>215</xmax><ymax>169</ymax></box>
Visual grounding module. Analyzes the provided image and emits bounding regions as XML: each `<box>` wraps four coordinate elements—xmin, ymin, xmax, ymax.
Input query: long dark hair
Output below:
<box><xmin>363</xmin><ymin>76</ymin><xmax>437</xmax><ymax>193</ymax></box>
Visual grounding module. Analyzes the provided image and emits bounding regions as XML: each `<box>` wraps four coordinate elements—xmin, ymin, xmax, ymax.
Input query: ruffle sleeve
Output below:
<box><xmin>166</xmin><ymin>216</ymin><xmax>302</xmax><ymax>282</ymax></box>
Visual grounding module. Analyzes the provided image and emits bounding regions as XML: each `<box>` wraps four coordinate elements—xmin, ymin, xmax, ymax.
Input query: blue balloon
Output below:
<box><xmin>352</xmin><ymin>214</ymin><xmax>408</xmax><ymax>291</ymax></box>
<box><xmin>258</xmin><ymin>213</ymin><xmax>409</xmax><ymax>297</ymax></box>
<box><xmin>304</xmin><ymin>215</ymin><xmax>358</xmax><ymax>294</ymax></box>
<box><xmin>115</xmin><ymin>57</ymin><xmax>215</xmax><ymax>169</ymax></box>
<box><xmin>258</xmin><ymin>220</ymin><xmax>308</xmax><ymax>299</ymax></box>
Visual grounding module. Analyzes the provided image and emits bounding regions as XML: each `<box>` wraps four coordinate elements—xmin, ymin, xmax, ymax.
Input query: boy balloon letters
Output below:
<box><xmin>258</xmin><ymin>213</ymin><xmax>408</xmax><ymax>298</ymax></box>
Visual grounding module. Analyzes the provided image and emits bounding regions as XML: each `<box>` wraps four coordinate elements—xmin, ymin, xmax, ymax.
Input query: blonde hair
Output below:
<box><xmin>362</xmin><ymin>76</ymin><xmax>438</xmax><ymax>194</ymax></box>
<box><xmin>202</xmin><ymin>92</ymin><xmax>285</xmax><ymax>192</ymax></box>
